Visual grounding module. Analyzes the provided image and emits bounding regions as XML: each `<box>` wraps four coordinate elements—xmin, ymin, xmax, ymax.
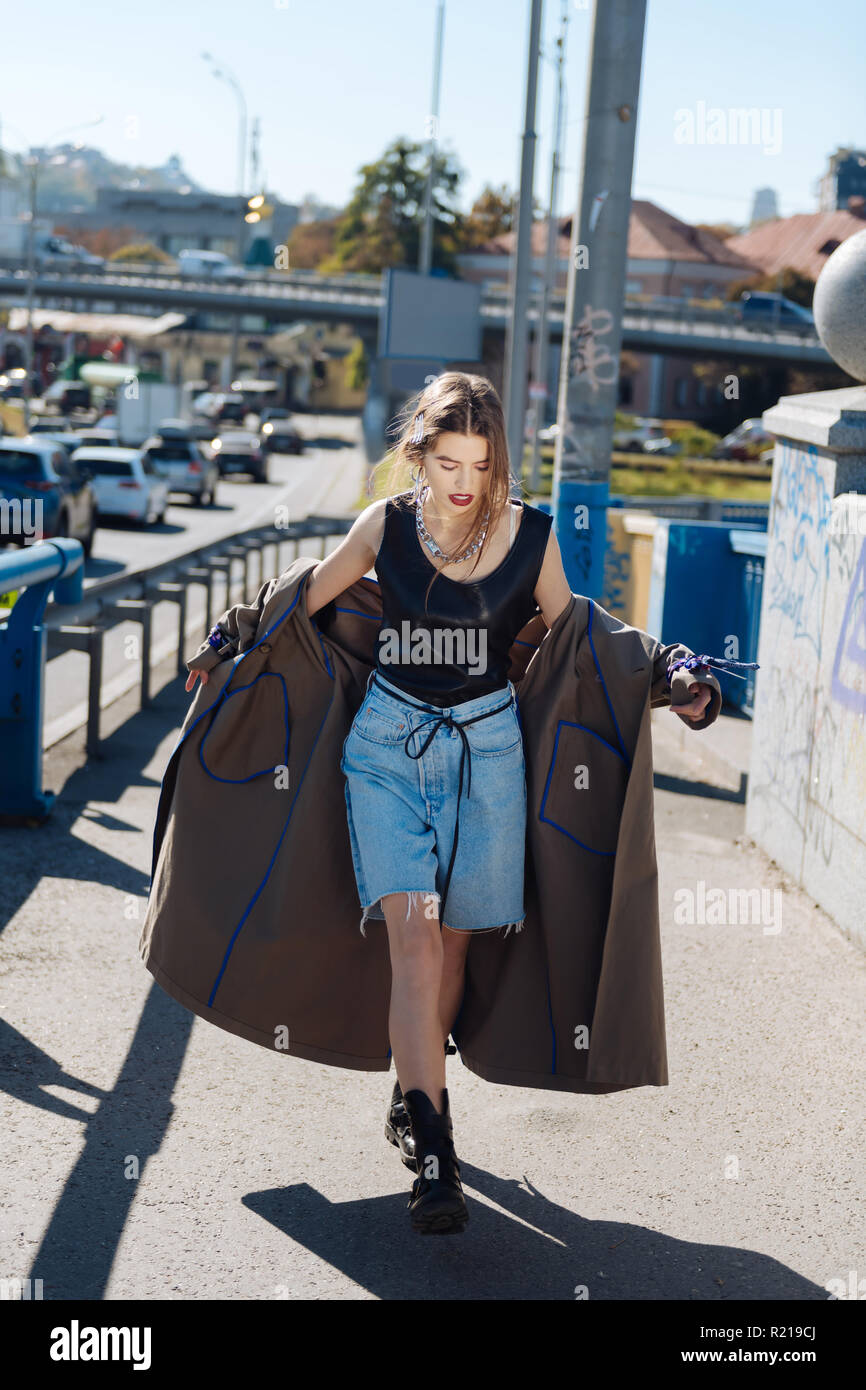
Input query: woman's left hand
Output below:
<box><xmin>670</xmin><ymin>681</ymin><xmax>712</xmax><ymax>720</ymax></box>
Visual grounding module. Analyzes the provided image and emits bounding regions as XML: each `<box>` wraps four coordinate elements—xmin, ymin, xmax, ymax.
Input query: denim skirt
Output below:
<box><xmin>339</xmin><ymin>670</ymin><xmax>527</xmax><ymax>935</ymax></box>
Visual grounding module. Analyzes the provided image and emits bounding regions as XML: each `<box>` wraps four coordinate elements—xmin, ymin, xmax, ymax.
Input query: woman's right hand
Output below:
<box><xmin>185</xmin><ymin>668</ymin><xmax>209</xmax><ymax>693</ymax></box>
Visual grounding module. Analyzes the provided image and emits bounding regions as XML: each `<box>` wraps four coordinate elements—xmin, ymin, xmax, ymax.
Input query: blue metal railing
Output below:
<box><xmin>0</xmin><ymin>539</ymin><xmax>84</xmax><ymax>821</ymax></box>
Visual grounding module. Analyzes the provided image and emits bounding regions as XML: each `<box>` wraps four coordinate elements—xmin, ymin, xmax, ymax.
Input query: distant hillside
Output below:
<box><xmin>0</xmin><ymin>146</ymin><xmax>203</xmax><ymax>213</ymax></box>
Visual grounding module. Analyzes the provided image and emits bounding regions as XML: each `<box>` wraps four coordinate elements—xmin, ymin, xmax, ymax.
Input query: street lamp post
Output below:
<box><xmin>419</xmin><ymin>0</ymin><xmax>446</xmax><ymax>276</ymax></box>
<box><xmin>202</xmin><ymin>52</ymin><xmax>249</xmax><ymax>383</ymax></box>
<box><xmin>7</xmin><ymin>115</ymin><xmax>104</xmax><ymax>429</ymax></box>
<box><xmin>503</xmin><ymin>0</ymin><xmax>544</xmax><ymax>481</ymax></box>
<box><xmin>527</xmin><ymin>0</ymin><xmax>569</xmax><ymax>492</ymax></box>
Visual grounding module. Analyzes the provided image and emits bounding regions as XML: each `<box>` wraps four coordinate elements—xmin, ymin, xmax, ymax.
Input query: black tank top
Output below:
<box><xmin>373</xmin><ymin>491</ymin><xmax>553</xmax><ymax>706</ymax></box>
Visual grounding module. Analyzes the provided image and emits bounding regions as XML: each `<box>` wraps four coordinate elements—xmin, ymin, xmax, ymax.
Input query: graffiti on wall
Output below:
<box><xmin>765</xmin><ymin>439</ymin><xmax>832</xmax><ymax>658</ymax></box>
<box><xmin>830</xmin><ymin>536</ymin><xmax>866</xmax><ymax>715</ymax></box>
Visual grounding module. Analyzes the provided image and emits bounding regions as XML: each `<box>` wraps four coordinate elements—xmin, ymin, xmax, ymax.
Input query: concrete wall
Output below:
<box><xmin>746</xmin><ymin>388</ymin><xmax>866</xmax><ymax>949</ymax></box>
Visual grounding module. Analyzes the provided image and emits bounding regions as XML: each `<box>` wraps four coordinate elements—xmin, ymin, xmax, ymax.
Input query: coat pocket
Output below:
<box><xmin>198</xmin><ymin>671</ymin><xmax>290</xmax><ymax>783</ymax></box>
<box><xmin>539</xmin><ymin>721</ymin><xmax>629</xmax><ymax>856</ymax></box>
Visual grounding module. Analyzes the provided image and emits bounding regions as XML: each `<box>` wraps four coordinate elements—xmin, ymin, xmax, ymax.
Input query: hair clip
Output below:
<box><xmin>409</xmin><ymin>411</ymin><xmax>425</xmax><ymax>445</ymax></box>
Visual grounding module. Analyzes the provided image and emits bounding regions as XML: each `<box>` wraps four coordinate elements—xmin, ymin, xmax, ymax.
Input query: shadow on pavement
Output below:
<box><xmin>244</xmin><ymin>1172</ymin><xmax>827</xmax><ymax>1301</ymax></box>
<box><xmin>28</xmin><ymin>984</ymin><xmax>193</xmax><ymax>1300</ymax></box>
<box><xmin>302</xmin><ymin>436</ymin><xmax>355</xmax><ymax>450</ymax></box>
<box><xmin>653</xmin><ymin>770</ymin><xmax>748</xmax><ymax>804</ymax></box>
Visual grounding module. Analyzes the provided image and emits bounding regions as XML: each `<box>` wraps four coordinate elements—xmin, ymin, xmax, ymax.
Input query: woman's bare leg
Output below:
<box><xmin>382</xmin><ymin>891</ymin><xmax>446</xmax><ymax>1112</ymax></box>
<box><xmin>439</xmin><ymin>924</ymin><xmax>471</xmax><ymax>1042</ymax></box>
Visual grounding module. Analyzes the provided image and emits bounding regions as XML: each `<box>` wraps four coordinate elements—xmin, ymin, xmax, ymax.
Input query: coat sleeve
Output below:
<box><xmin>641</xmin><ymin>633</ymin><xmax>723</xmax><ymax>732</ymax></box>
<box><xmin>185</xmin><ymin>576</ymin><xmax>279</xmax><ymax>675</ymax></box>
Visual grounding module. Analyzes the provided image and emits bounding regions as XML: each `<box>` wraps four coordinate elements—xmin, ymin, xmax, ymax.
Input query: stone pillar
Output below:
<box><xmin>746</xmin><ymin>228</ymin><xmax>866</xmax><ymax>947</ymax></box>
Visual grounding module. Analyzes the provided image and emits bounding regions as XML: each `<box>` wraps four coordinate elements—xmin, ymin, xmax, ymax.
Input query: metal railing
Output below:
<box><xmin>0</xmin><ymin>538</ymin><xmax>85</xmax><ymax>822</ymax></box>
<box><xmin>1</xmin><ymin>514</ymin><xmax>353</xmax><ymax>820</ymax></box>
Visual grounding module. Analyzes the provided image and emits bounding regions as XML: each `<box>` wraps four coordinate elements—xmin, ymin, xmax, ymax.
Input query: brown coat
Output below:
<box><xmin>139</xmin><ymin>556</ymin><xmax>721</xmax><ymax>1094</ymax></box>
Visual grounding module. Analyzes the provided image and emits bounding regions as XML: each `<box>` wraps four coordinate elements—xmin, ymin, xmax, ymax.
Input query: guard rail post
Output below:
<box><xmin>0</xmin><ymin>538</ymin><xmax>84</xmax><ymax>823</ymax></box>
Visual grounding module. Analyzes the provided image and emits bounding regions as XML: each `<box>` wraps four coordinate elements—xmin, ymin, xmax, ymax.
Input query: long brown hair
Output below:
<box><xmin>372</xmin><ymin>372</ymin><xmax>522</xmax><ymax>609</ymax></box>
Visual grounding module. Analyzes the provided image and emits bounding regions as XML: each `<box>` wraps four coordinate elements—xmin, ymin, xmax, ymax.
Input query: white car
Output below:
<box><xmin>70</xmin><ymin>446</ymin><xmax>169</xmax><ymax>524</ymax></box>
<box><xmin>177</xmin><ymin>249</ymin><xmax>241</xmax><ymax>279</ymax></box>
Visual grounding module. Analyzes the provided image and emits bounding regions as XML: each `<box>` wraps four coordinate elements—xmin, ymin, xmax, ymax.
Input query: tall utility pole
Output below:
<box><xmin>419</xmin><ymin>0</ymin><xmax>446</xmax><ymax>275</ymax></box>
<box><xmin>203</xmin><ymin>52</ymin><xmax>248</xmax><ymax>383</ymax></box>
<box><xmin>503</xmin><ymin>0</ymin><xmax>544</xmax><ymax>482</ymax></box>
<box><xmin>527</xmin><ymin>0</ymin><xmax>569</xmax><ymax>492</ymax></box>
<box><xmin>551</xmin><ymin>0</ymin><xmax>647</xmax><ymax>597</ymax></box>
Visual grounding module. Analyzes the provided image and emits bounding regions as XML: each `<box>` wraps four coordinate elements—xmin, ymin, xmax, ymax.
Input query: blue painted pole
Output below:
<box><xmin>0</xmin><ymin>539</ymin><xmax>84</xmax><ymax>821</ymax></box>
<box><xmin>551</xmin><ymin>0</ymin><xmax>648</xmax><ymax>600</ymax></box>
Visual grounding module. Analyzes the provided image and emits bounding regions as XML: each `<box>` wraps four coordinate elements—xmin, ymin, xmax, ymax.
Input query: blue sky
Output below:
<box><xmin>0</xmin><ymin>0</ymin><xmax>863</xmax><ymax>228</ymax></box>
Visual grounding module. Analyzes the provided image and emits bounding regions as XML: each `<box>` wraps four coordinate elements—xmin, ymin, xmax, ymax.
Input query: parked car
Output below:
<box><xmin>711</xmin><ymin>418</ymin><xmax>775</xmax><ymax>461</ymax></box>
<box><xmin>642</xmin><ymin>436</ymin><xmax>682</xmax><ymax>457</ymax></box>
<box><xmin>259</xmin><ymin>406</ymin><xmax>290</xmax><ymax>429</ymax></box>
<box><xmin>27</xmin><ymin>416</ymin><xmax>75</xmax><ymax>434</ymax></box>
<box><xmin>140</xmin><ymin>436</ymin><xmax>219</xmax><ymax>505</ymax></box>
<box><xmin>260</xmin><ymin>411</ymin><xmax>303</xmax><ymax>455</ymax></box>
<box><xmin>152</xmin><ymin>417</ymin><xmax>217</xmax><ymax>459</ymax></box>
<box><xmin>35</xmin><ymin>235</ymin><xmax>104</xmax><ymax>270</ymax></box>
<box><xmin>0</xmin><ymin>367</ymin><xmax>29</xmax><ymax>399</ymax></box>
<box><xmin>73</xmin><ymin>427</ymin><xmax>119</xmax><ymax>448</ymax></box>
<box><xmin>736</xmin><ymin>291</ymin><xmax>815</xmax><ymax>329</ymax></box>
<box><xmin>43</xmin><ymin>379</ymin><xmax>92</xmax><ymax>411</ymax></box>
<box><xmin>177</xmin><ymin>249</ymin><xmax>242</xmax><ymax>279</ymax></box>
<box><xmin>192</xmin><ymin>391</ymin><xmax>247</xmax><ymax>424</ymax></box>
<box><xmin>613</xmin><ymin>417</ymin><xmax>666</xmax><ymax>452</ymax></box>
<box><xmin>70</xmin><ymin>447</ymin><xmax>169</xmax><ymax>524</ymax></box>
<box><xmin>0</xmin><ymin>438</ymin><xmax>97</xmax><ymax>554</ymax></box>
<box><xmin>30</xmin><ymin>430</ymin><xmax>91</xmax><ymax>455</ymax></box>
<box><xmin>210</xmin><ymin>430</ymin><xmax>268</xmax><ymax>483</ymax></box>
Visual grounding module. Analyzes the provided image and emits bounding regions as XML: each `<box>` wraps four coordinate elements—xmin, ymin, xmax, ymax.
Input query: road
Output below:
<box><xmin>40</xmin><ymin>412</ymin><xmax>366</xmax><ymax>746</ymax></box>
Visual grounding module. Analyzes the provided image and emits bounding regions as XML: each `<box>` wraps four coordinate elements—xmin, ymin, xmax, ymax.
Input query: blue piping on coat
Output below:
<box><xmin>587</xmin><ymin>600</ymin><xmax>630</xmax><ymax>765</ymax></box>
<box><xmin>208</xmin><ymin>691</ymin><xmax>334</xmax><ymax>1006</ymax></box>
<box><xmin>198</xmin><ymin>671</ymin><xmax>290</xmax><ymax>782</ymax></box>
<box><xmin>538</xmin><ymin>720</ymin><xmax>622</xmax><ymax>857</ymax></box>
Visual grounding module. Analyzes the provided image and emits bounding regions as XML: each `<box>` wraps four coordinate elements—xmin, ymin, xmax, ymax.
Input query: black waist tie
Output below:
<box><xmin>370</xmin><ymin>673</ymin><xmax>515</xmax><ymax>923</ymax></box>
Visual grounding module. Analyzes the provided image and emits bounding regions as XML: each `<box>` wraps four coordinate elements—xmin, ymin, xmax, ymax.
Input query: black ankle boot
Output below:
<box><xmin>385</xmin><ymin>1041</ymin><xmax>457</xmax><ymax>1171</ymax></box>
<box><xmin>384</xmin><ymin>1076</ymin><xmax>416</xmax><ymax>1170</ymax></box>
<box><xmin>402</xmin><ymin>1086</ymin><xmax>468</xmax><ymax>1235</ymax></box>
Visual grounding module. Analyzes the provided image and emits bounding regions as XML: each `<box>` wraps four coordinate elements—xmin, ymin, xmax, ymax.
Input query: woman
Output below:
<box><xmin>187</xmin><ymin>371</ymin><xmax>713</xmax><ymax>1236</ymax></box>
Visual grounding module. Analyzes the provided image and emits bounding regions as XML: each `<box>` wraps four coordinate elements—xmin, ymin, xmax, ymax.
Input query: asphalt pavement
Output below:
<box><xmin>0</xmin><ymin>650</ymin><xmax>863</xmax><ymax>1301</ymax></box>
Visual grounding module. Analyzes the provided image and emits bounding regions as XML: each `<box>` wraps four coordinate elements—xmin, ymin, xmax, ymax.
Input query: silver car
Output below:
<box><xmin>140</xmin><ymin>437</ymin><xmax>219</xmax><ymax>506</ymax></box>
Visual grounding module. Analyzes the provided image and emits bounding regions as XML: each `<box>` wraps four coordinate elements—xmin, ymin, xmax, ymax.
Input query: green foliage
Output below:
<box><xmin>321</xmin><ymin>137</ymin><xmax>464</xmax><ymax>274</ymax></box>
<box><xmin>665</xmin><ymin>422</ymin><xmax>721</xmax><ymax>456</ymax></box>
<box><xmin>344</xmin><ymin>339</ymin><xmax>369</xmax><ymax>391</ymax></box>
<box><xmin>109</xmin><ymin>242</ymin><xmax>173</xmax><ymax>264</ymax></box>
<box><xmin>458</xmin><ymin>184</ymin><xmax>515</xmax><ymax>248</ymax></box>
<box><xmin>725</xmin><ymin>265</ymin><xmax>816</xmax><ymax>306</ymax></box>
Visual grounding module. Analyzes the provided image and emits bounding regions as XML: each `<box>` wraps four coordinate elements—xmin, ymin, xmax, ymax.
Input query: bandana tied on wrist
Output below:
<box><xmin>666</xmin><ymin>653</ymin><xmax>760</xmax><ymax>686</ymax></box>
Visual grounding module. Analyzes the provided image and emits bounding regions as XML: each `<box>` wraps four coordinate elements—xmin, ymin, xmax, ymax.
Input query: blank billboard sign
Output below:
<box><xmin>379</xmin><ymin>268</ymin><xmax>482</xmax><ymax>361</ymax></box>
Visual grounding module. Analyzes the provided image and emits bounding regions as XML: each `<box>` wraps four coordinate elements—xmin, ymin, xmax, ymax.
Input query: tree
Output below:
<box><xmin>285</xmin><ymin>216</ymin><xmax>339</xmax><ymax>271</ymax></box>
<box><xmin>55</xmin><ymin>224</ymin><xmax>141</xmax><ymax>259</ymax></box>
<box><xmin>108</xmin><ymin>241</ymin><xmax>174</xmax><ymax>264</ymax></box>
<box><xmin>725</xmin><ymin>266</ymin><xmax>816</xmax><ymax>307</ymax></box>
<box><xmin>319</xmin><ymin>137</ymin><xmax>464</xmax><ymax>275</ymax></box>
<box><xmin>460</xmin><ymin>183</ymin><xmax>516</xmax><ymax>248</ymax></box>
<box><xmin>344</xmin><ymin>338</ymin><xmax>369</xmax><ymax>391</ymax></box>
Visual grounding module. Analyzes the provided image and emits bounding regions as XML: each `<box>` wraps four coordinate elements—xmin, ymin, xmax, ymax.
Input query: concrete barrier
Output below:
<box><xmin>746</xmin><ymin>387</ymin><xmax>866</xmax><ymax>949</ymax></box>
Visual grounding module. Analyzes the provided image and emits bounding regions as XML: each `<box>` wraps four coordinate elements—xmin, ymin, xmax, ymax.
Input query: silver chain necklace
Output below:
<box><xmin>415</xmin><ymin>485</ymin><xmax>491</xmax><ymax>565</ymax></box>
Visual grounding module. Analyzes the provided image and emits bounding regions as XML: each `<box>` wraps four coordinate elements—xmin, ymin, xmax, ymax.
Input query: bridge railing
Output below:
<box><xmin>0</xmin><ymin>515</ymin><xmax>353</xmax><ymax>822</ymax></box>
